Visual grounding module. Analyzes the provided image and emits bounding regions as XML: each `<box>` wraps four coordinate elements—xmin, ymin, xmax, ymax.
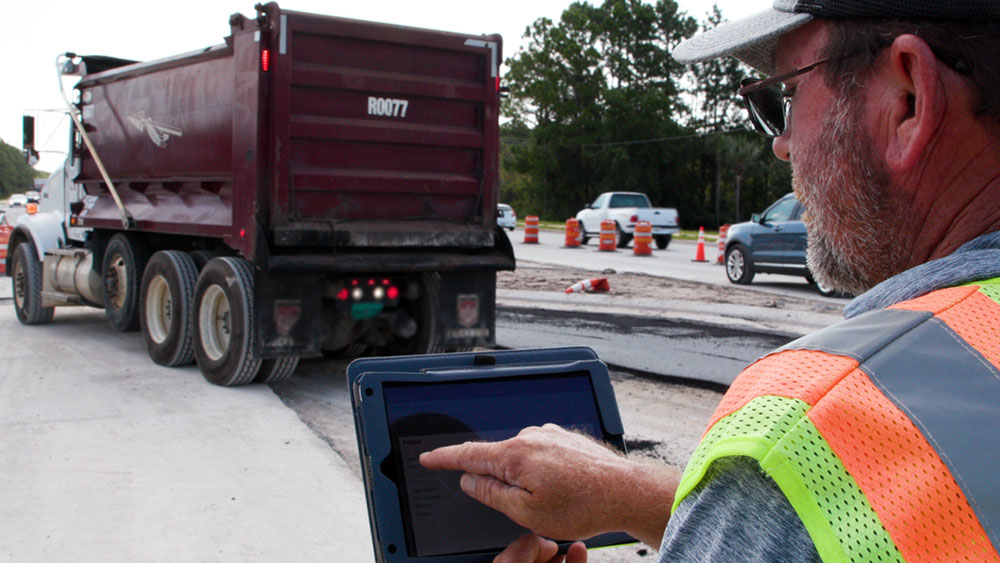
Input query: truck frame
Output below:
<box><xmin>9</xmin><ymin>3</ymin><xmax>514</xmax><ymax>386</ymax></box>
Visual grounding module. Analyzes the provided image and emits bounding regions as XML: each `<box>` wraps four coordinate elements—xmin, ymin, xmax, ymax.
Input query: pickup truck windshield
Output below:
<box><xmin>609</xmin><ymin>194</ymin><xmax>650</xmax><ymax>208</ymax></box>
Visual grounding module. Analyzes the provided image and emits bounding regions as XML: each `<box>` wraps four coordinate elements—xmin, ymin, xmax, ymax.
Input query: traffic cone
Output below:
<box><xmin>716</xmin><ymin>225</ymin><xmax>729</xmax><ymax>265</ymax></box>
<box><xmin>598</xmin><ymin>220</ymin><xmax>617</xmax><ymax>251</ymax></box>
<box><xmin>565</xmin><ymin>278</ymin><xmax>611</xmax><ymax>294</ymax></box>
<box><xmin>633</xmin><ymin>221</ymin><xmax>652</xmax><ymax>256</ymax></box>
<box><xmin>0</xmin><ymin>225</ymin><xmax>11</xmax><ymax>276</ymax></box>
<box><xmin>564</xmin><ymin>218</ymin><xmax>581</xmax><ymax>248</ymax></box>
<box><xmin>523</xmin><ymin>215</ymin><xmax>539</xmax><ymax>244</ymax></box>
<box><xmin>692</xmin><ymin>226</ymin><xmax>709</xmax><ymax>262</ymax></box>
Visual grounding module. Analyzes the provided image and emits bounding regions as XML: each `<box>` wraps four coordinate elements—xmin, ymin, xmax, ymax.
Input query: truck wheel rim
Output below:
<box><xmin>727</xmin><ymin>251</ymin><xmax>743</xmax><ymax>280</ymax></box>
<box><xmin>108</xmin><ymin>254</ymin><xmax>128</xmax><ymax>309</ymax></box>
<box><xmin>146</xmin><ymin>275</ymin><xmax>172</xmax><ymax>344</ymax></box>
<box><xmin>13</xmin><ymin>257</ymin><xmax>25</xmax><ymax>309</ymax></box>
<box><xmin>199</xmin><ymin>285</ymin><xmax>230</xmax><ymax>361</ymax></box>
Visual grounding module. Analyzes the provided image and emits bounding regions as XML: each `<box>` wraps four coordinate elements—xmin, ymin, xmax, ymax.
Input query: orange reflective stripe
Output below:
<box><xmin>809</xmin><ymin>370</ymin><xmax>999</xmax><ymax>562</ymax></box>
<box><xmin>935</xmin><ymin>290</ymin><xmax>1000</xmax><ymax>371</ymax></box>
<box><xmin>706</xmin><ymin>349</ymin><xmax>858</xmax><ymax>430</ymax></box>
<box><xmin>890</xmin><ymin>285</ymin><xmax>979</xmax><ymax>314</ymax></box>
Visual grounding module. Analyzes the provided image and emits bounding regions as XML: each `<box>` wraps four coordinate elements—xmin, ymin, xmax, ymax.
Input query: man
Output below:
<box><xmin>420</xmin><ymin>1</ymin><xmax>1000</xmax><ymax>560</ymax></box>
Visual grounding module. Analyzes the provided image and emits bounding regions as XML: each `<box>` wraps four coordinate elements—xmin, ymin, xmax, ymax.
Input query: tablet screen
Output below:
<box><xmin>383</xmin><ymin>372</ymin><xmax>605</xmax><ymax>557</ymax></box>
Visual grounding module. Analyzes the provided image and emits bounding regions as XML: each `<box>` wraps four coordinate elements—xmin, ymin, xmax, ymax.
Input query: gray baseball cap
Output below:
<box><xmin>672</xmin><ymin>0</ymin><xmax>1000</xmax><ymax>75</ymax></box>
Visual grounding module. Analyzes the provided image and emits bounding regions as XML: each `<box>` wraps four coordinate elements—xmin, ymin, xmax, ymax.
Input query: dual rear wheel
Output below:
<box><xmin>136</xmin><ymin>250</ymin><xmax>298</xmax><ymax>386</ymax></box>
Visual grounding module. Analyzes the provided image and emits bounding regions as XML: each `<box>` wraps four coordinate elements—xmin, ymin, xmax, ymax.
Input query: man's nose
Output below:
<box><xmin>772</xmin><ymin>133</ymin><xmax>791</xmax><ymax>161</ymax></box>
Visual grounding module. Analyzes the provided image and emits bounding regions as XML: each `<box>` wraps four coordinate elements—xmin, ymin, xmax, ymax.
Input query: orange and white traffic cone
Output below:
<box><xmin>716</xmin><ymin>224</ymin><xmax>729</xmax><ymax>265</ymax></box>
<box><xmin>564</xmin><ymin>218</ymin><xmax>581</xmax><ymax>248</ymax></box>
<box><xmin>0</xmin><ymin>225</ymin><xmax>11</xmax><ymax>276</ymax></box>
<box><xmin>633</xmin><ymin>221</ymin><xmax>652</xmax><ymax>256</ymax></box>
<box><xmin>523</xmin><ymin>215</ymin><xmax>540</xmax><ymax>244</ymax></box>
<box><xmin>565</xmin><ymin>278</ymin><xmax>611</xmax><ymax>294</ymax></box>
<box><xmin>692</xmin><ymin>226</ymin><xmax>709</xmax><ymax>262</ymax></box>
<box><xmin>598</xmin><ymin>220</ymin><xmax>617</xmax><ymax>251</ymax></box>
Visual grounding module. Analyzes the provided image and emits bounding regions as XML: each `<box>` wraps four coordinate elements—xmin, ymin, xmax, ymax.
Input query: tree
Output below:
<box><xmin>501</xmin><ymin>0</ymin><xmax>699</xmax><ymax>221</ymax></box>
<box><xmin>0</xmin><ymin>138</ymin><xmax>38</xmax><ymax>198</ymax></box>
<box><xmin>683</xmin><ymin>5</ymin><xmax>745</xmax><ymax>133</ymax></box>
<box><xmin>498</xmin><ymin>1</ymin><xmax>790</xmax><ymax>227</ymax></box>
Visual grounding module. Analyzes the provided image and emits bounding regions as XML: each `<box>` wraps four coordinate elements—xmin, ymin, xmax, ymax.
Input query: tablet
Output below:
<box><xmin>347</xmin><ymin>348</ymin><xmax>634</xmax><ymax>562</ymax></box>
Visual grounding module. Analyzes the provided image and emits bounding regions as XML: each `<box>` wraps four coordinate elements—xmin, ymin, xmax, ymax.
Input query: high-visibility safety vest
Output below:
<box><xmin>674</xmin><ymin>278</ymin><xmax>1000</xmax><ymax>562</ymax></box>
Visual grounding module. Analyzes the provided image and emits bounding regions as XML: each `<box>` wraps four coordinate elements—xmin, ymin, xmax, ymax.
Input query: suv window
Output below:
<box><xmin>763</xmin><ymin>197</ymin><xmax>797</xmax><ymax>222</ymax></box>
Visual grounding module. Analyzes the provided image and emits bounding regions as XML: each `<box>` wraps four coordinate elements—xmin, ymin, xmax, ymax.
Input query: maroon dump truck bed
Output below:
<box><xmin>73</xmin><ymin>2</ymin><xmax>503</xmax><ymax>261</ymax></box>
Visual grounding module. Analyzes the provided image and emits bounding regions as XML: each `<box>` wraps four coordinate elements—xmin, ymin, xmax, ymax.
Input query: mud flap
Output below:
<box><xmin>254</xmin><ymin>271</ymin><xmax>324</xmax><ymax>358</ymax></box>
<box><xmin>434</xmin><ymin>270</ymin><xmax>497</xmax><ymax>351</ymax></box>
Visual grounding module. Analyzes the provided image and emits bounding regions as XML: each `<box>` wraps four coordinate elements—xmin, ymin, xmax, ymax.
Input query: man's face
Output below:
<box><xmin>772</xmin><ymin>23</ymin><xmax>911</xmax><ymax>295</ymax></box>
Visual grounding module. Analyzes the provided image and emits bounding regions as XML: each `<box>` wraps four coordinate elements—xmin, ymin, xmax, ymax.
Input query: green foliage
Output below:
<box><xmin>500</xmin><ymin>1</ymin><xmax>791</xmax><ymax>228</ymax></box>
<box><xmin>0</xmin><ymin>138</ymin><xmax>38</xmax><ymax>198</ymax></box>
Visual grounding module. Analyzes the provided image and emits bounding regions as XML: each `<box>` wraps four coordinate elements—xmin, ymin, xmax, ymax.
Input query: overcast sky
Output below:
<box><xmin>3</xmin><ymin>0</ymin><xmax>762</xmax><ymax>174</ymax></box>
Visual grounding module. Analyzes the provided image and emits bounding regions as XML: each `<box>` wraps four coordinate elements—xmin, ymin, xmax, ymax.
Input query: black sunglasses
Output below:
<box><xmin>738</xmin><ymin>58</ymin><xmax>830</xmax><ymax>137</ymax></box>
<box><xmin>738</xmin><ymin>46</ymin><xmax>973</xmax><ymax>138</ymax></box>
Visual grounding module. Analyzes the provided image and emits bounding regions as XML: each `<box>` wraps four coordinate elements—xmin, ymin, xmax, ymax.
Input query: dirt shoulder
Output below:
<box><xmin>496</xmin><ymin>260</ymin><xmax>846</xmax><ymax>337</ymax></box>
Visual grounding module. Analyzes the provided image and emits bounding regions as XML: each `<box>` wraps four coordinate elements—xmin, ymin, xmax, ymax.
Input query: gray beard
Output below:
<box><xmin>792</xmin><ymin>94</ymin><xmax>911</xmax><ymax>296</ymax></box>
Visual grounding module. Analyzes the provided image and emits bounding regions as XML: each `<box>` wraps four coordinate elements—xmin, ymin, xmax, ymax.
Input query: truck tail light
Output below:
<box><xmin>337</xmin><ymin>279</ymin><xmax>401</xmax><ymax>304</ymax></box>
<box><xmin>261</xmin><ymin>49</ymin><xmax>271</xmax><ymax>72</ymax></box>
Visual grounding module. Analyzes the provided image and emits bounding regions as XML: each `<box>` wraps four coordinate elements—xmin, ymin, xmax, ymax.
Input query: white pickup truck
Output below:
<box><xmin>576</xmin><ymin>192</ymin><xmax>680</xmax><ymax>248</ymax></box>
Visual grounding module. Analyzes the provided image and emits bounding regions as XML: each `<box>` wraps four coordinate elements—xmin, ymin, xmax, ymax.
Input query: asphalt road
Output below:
<box><xmin>496</xmin><ymin>306</ymin><xmax>791</xmax><ymax>387</ymax></box>
<box><xmin>0</xmin><ymin>298</ymin><xmax>724</xmax><ymax>562</ymax></box>
<box><xmin>0</xmin><ymin>241</ymin><xmax>836</xmax><ymax>562</ymax></box>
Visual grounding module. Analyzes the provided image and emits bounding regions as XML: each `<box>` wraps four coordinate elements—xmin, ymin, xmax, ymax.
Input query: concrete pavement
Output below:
<box><xmin>0</xmin><ymin>287</ymin><xmax>373</xmax><ymax>562</ymax></box>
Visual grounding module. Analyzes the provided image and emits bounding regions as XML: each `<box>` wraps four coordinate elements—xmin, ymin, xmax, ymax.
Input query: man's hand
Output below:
<box><xmin>494</xmin><ymin>534</ymin><xmax>587</xmax><ymax>563</ymax></box>
<box><xmin>419</xmin><ymin>423</ymin><xmax>679</xmax><ymax>546</ymax></box>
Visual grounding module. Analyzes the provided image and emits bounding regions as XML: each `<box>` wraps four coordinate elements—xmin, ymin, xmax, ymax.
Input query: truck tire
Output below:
<box><xmin>655</xmin><ymin>235</ymin><xmax>671</xmax><ymax>250</ymax></box>
<box><xmin>192</xmin><ymin>257</ymin><xmax>262</xmax><ymax>386</ymax></box>
<box><xmin>188</xmin><ymin>250</ymin><xmax>217</xmax><ymax>272</ymax></box>
<box><xmin>140</xmin><ymin>251</ymin><xmax>198</xmax><ymax>367</ymax></box>
<box><xmin>725</xmin><ymin>244</ymin><xmax>755</xmax><ymax>285</ymax></box>
<box><xmin>254</xmin><ymin>357</ymin><xmax>300</xmax><ymax>384</ymax></box>
<box><xmin>12</xmin><ymin>243</ymin><xmax>54</xmax><ymax>325</ymax></box>
<box><xmin>102</xmin><ymin>234</ymin><xmax>151</xmax><ymax>332</ymax></box>
<box><xmin>615</xmin><ymin>224</ymin><xmax>632</xmax><ymax>248</ymax></box>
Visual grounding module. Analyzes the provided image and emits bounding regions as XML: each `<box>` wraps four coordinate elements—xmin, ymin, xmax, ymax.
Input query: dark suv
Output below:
<box><xmin>723</xmin><ymin>193</ymin><xmax>839</xmax><ymax>296</ymax></box>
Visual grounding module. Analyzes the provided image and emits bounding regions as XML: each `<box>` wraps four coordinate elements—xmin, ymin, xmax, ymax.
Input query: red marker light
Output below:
<box><xmin>240</xmin><ymin>228</ymin><xmax>246</xmax><ymax>237</ymax></box>
<box><xmin>336</xmin><ymin>288</ymin><xmax>349</xmax><ymax>301</ymax></box>
<box><xmin>261</xmin><ymin>49</ymin><xmax>270</xmax><ymax>72</ymax></box>
<box><xmin>387</xmin><ymin>286</ymin><xmax>399</xmax><ymax>300</ymax></box>
<box><xmin>382</xmin><ymin>278</ymin><xmax>390</xmax><ymax>286</ymax></box>
<box><xmin>368</xmin><ymin>279</ymin><xmax>376</xmax><ymax>286</ymax></box>
<box><xmin>496</xmin><ymin>76</ymin><xmax>500</xmax><ymax>92</ymax></box>
<box><xmin>351</xmin><ymin>279</ymin><xmax>359</xmax><ymax>286</ymax></box>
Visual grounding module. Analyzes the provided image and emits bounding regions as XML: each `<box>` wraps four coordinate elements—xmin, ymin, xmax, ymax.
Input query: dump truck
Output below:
<box><xmin>9</xmin><ymin>3</ymin><xmax>513</xmax><ymax>386</ymax></box>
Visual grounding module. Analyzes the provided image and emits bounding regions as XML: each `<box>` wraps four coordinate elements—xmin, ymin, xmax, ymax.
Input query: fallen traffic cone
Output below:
<box><xmin>565</xmin><ymin>278</ymin><xmax>611</xmax><ymax>294</ymax></box>
<box><xmin>692</xmin><ymin>226</ymin><xmax>709</xmax><ymax>262</ymax></box>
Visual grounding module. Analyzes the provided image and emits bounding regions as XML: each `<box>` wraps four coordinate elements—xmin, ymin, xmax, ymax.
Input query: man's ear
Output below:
<box><xmin>882</xmin><ymin>34</ymin><xmax>946</xmax><ymax>172</ymax></box>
